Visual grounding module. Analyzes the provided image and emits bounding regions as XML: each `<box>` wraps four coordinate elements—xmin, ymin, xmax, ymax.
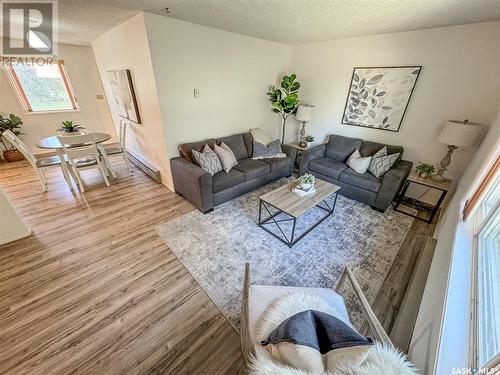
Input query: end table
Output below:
<box><xmin>394</xmin><ymin>172</ymin><xmax>452</xmax><ymax>223</ymax></box>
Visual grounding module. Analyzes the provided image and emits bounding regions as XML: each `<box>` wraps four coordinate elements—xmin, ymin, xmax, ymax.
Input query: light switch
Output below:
<box><xmin>193</xmin><ymin>89</ymin><xmax>200</xmax><ymax>98</ymax></box>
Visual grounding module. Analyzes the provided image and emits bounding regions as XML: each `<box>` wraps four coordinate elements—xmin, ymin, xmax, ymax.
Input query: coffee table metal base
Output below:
<box><xmin>258</xmin><ymin>194</ymin><xmax>338</xmax><ymax>248</ymax></box>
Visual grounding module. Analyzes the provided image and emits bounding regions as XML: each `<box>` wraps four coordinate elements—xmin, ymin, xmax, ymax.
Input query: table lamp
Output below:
<box><xmin>296</xmin><ymin>104</ymin><xmax>314</xmax><ymax>147</ymax></box>
<box><xmin>432</xmin><ymin>119</ymin><xmax>484</xmax><ymax>181</ymax></box>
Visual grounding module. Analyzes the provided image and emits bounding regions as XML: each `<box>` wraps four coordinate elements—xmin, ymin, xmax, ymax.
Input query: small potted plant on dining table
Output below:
<box><xmin>0</xmin><ymin>113</ymin><xmax>25</xmax><ymax>162</ymax></box>
<box><xmin>58</xmin><ymin>120</ymin><xmax>84</xmax><ymax>134</ymax></box>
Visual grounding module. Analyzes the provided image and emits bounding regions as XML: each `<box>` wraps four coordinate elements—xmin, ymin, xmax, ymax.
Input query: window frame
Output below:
<box><xmin>469</xmin><ymin>162</ymin><xmax>500</xmax><ymax>369</ymax></box>
<box><xmin>2</xmin><ymin>59</ymin><xmax>79</xmax><ymax>114</ymax></box>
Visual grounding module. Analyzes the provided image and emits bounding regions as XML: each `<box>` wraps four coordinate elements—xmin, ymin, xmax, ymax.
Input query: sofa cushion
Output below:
<box><xmin>233</xmin><ymin>158</ymin><xmax>270</xmax><ymax>181</ymax></box>
<box><xmin>360</xmin><ymin>141</ymin><xmax>404</xmax><ymax>163</ymax></box>
<box><xmin>326</xmin><ymin>135</ymin><xmax>363</xmax><ymax>162</ymax></box>
<box><xmin>339</xmin><ymin>168</ymin><xmax>381</xmax><ymax>193</ymax></box>
<box><xmin>179</xmin><ymin>138</ymin><xmax>215</xmax><ymax>163</ymax></box>
<box><xmin>212</xmin><ymin>169</ymin><xmax>245</xmax><ymax>193</ymax></box>
<box><xmin>261</xmin><ymin>157</ymin><xmax>291</xmax><ymax>172</ymax></box>
<box><xmin>308</xmin><ymin>157</ymin><xmax>348</xmax><ymax>180</ymax></box>
<box><xmin>215</xmin><ymin>134</ymin><xmax>248</xmax><ymax>160</ymax></box>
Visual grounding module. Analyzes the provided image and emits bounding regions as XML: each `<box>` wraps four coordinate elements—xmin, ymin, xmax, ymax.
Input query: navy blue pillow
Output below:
<box><xmin>261</xmin><ymin>310</ymin><xmax>373</xmax><ymax>354</ymax></box>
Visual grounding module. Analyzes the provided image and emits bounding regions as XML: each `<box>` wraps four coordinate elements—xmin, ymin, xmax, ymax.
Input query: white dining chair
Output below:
<box><xmin>2</xmin><ymin>130</ymin><xmax>65</xmax><ymax>192</ymax></box>
<box><xmin>104</xmin><ymin>119</ymin><xmax>131</xmax><ymax>170</ymax></box>
<box><xmin>57</xmin><ymin>134</ymin><xmax>110</xmax><ymax>192</ymax></box>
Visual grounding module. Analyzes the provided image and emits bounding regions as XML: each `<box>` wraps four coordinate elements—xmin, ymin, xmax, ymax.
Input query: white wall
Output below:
<box><xmin>409</xmin><ymin>107</ymin><xmax>500</xmax><ymax>374</ymax></box>
<box><xmin>92</xmin><ymin>13</ymin><xmax>171</xmax><ymax>188</ymax></box>
<box><xmin>290</xmin><ymin>22</ymin><xmax>500</xmax><ymax>181</ymax></box>
<box><xmin>143</xmin><ymin>12</ymin><xmax>291</xmax><ymax>188</ymax></box>
<box><xmin>0</xmin><ymin>44</ymin><xmax>116</xmax><ymax>153</ymax></box>
<box><xmin>0</xmin><ymin>185</ymin><xmax>31</xmax><ymax>245</ymax></box>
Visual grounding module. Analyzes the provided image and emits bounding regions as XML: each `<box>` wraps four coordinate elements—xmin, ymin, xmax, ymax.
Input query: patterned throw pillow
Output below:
<box><xmin>214</xmin><ymin>142</ymin><xmax>238</xmax><ymax>173</ymax></box>
<box><xmin>368</xmin><ymin>147</ymin><xmax>400</xmax><ymax>178</ymax></box>
<box><xmin>252</xmin><ymin>139</ymin><xmax>286</xmax><ymax>159</ymax></box>
<box><xmin>192</xmin><ymin>144</ymin><xmax>222</xmax><ymax>176</ymax></box>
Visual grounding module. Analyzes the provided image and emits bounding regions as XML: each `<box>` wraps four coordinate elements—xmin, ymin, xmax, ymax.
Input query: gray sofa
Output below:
<box><xmin>299</xmin><ymin>135</ymin><xmax>412</xmax><ymax>212</ymax></box>
<box><xmin>171</xmin><ymin>132</ymin><xmax>297</xmax><ymax>213</ymax></box>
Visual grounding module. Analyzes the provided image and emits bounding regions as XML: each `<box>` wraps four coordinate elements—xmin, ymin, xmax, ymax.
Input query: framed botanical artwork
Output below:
<box><xmin>107</xmin><ymin>69</ymin><xmax>142</xmax><ymax>124</ymax></box>
<box><xmin>341</xmin><ymin>66</ymin><xmax>422</xmax><ymax>132</ymax></box>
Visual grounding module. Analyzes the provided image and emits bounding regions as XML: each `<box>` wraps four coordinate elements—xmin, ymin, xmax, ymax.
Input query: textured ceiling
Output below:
<box><xmin>52</xmin><ymin>0</ymin><xmax>500</xmax><ymax>45</ymax></box>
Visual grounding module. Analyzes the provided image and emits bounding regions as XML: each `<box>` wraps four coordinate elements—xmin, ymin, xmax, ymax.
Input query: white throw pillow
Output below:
<box><xmin>214</xmin><ymin>142</ymin><xmax>238</xmax><ymax>173</ymax></box>
<box><xmin>347</xmin><ymin>149</ymin><xmax>372</xmax><ymax>174</ymax></box>
<box><xmin>250</xmin><ymin>128</ymin><xmax>272</xmax><ymax>146</ymax></box>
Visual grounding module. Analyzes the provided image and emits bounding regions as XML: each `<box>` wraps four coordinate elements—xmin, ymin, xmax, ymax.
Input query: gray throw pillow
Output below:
<box><xmin>192</xmin><ymin>144</ymin><xmax>222</xmax><ymax>176</ymax></box>
<box><xmin>252</xmin><ymin>139</ymin><xmax>286</xmax><ymax>159</ymax></box>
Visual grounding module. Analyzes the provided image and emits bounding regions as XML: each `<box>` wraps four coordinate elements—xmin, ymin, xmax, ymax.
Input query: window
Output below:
<box><xmin>470</xmin><ymin>158</ymin><xmax>500</xmax><ymax>368</ymax></box>
<box><xmin>3</xmin><ymin>60</ymin><xmax>78</xmax><ymax>113</ymax></box>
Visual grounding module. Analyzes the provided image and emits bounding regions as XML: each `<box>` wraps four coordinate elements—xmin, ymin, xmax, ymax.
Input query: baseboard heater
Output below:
<box><xmin>126</xmin><ymin>150</ymin><xmax>161</xmax><ymax>183</ymax></box>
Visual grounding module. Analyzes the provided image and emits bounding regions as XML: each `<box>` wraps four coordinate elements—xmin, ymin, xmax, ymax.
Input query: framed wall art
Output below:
<box><xmin>107</xmin><ymin>69</ymin><xmax>142</xmax><ymax>124</ymax></box>
<box><xmin>341</xmin><ymin>66</ymin><xmax>422</xmax><ymax>132</ymax></box>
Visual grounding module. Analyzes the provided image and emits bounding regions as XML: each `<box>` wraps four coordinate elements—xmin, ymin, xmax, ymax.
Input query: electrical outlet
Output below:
<box><xmin>193</xmin><ymin>89</ymin><xmax>200</xmax><ymax>98</ymax></box>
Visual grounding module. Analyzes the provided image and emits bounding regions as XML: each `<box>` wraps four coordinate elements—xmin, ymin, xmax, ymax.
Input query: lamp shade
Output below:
<box><xmin>437</xmin><ymin>120</ymin><xmax>484</xmax><ymax>147</ymax></box>
<box><xmin>296</xmin><ymin>105</ymin><xmax>313</xmax><ymax>122</ymax></box>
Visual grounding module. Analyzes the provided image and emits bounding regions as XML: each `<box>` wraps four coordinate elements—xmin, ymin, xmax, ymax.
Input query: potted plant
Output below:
<box><xmin>0</xmin><ymin>113</ymin><xmax>25</xmax><ymax>162</ymax></box>
<box><xmin>415</xmin><ymin>163</ymin><xmax>435</xmax><ymax>178</ymax></box>
<box><xmin>304</xmin><ymin>135</ymin><xmax>315</xmax><ymax>148</ymax></box>
<box><xmin>267</xmin><ymin>74</ymin><xmax>301</xmax><ymax>143</ymax></box>
<box><xmin>58</xmin><ymin>120</ymin><xmax>84</xmax><ymax>134</ymax></box>
<box><xmin>298</xmin><ymin>173</ymin><xmax>315</xmax><ymax>190</ymax></box>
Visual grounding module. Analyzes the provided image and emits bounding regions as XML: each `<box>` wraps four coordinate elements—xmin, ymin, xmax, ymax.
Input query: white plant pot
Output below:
<box><xmin>306</xmin><ymin>142</ymin><xmax>313</xmax><ymax>148</ymax></box>
<box><xmin>300</xmin><ymin>182</ymin><xmax>313</xmax><ymax>190</ymax></box>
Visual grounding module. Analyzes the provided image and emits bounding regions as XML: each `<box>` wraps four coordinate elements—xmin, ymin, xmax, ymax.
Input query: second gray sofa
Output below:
<box><xmin>299</xmin><ymin>135</ymin><xmax>412</xmax><ymax>212</ymax></box>
<box><xmin>171</xmin><ymin>132</ymin><xmax>297</xmax><ymax>213</ymax></box>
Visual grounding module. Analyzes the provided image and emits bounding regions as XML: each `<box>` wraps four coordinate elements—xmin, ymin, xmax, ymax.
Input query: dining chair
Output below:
<box><xmin>2</xmin><ymin>130</ymin><xmax>64</xmax><ymax>192</ymax></box>
<box><xmin>104</xmin><ymin>119</ymin><xmax>131</xmax><ymax>170</ymax></box>
<box><xmin>57</xmin><ymin>134</ymin><xmax>110</xmax><ymax>192</ymax></box>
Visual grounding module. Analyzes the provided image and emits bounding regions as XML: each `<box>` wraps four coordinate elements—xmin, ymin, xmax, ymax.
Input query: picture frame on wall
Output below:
<box><xmin>341</xmin><ymin>66</ymin><xmax>422</xmax><ymax>132</ymax></box>
<box><xmin>107</xmin><ymin>69</ymin><xmax>142</xmax><ymax>124</ymax></box>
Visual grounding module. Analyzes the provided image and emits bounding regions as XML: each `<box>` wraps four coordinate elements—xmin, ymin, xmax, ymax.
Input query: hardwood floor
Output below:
<box><xmin>0</xmin><ymin>157</ymin><xmax>435</xmax><ymax>374</ymax></box>
<box><xmin>0</xmin><ymin>158</ymin><xmax>243</xmax><ymax>375</ymax></box>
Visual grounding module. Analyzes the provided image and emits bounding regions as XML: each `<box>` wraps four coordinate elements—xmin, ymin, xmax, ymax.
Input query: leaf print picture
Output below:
<box><xmin>341</xmin><ymin>66</ymin><xmax>422</xmax><ymax>132</ymax></box>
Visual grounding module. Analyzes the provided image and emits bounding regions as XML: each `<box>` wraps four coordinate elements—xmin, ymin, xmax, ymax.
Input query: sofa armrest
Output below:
<box><xmin>374</xmin><ymin>160</ymin><xmax>413</xmax><ymax>210</ymax></box>
<box><xmin>281</xmin><ymin>143</ymin><xmax>298</xmax><ymax>162</ymax></box>
<box><xmin>170</xmin><ymin>157</ymin><xmax>214</xmax><ymax>213</ymax></box>
<box><xmin>299</xmin><ymin>144</ymin><xmax>326</xmax><ymax>175</ymax></box>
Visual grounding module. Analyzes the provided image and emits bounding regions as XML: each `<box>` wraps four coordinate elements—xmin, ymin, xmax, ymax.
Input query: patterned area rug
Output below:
<box><xmin>155</xmin><ymin>179</ymin><xmax>413</xmax><ymax>331</ymax></box>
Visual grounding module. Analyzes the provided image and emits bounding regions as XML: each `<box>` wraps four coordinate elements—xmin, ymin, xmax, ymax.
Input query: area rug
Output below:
<box><xmin>155</xmin><ymin>179</ymin><xmax>413</xmax><ymax>331</ymax></box>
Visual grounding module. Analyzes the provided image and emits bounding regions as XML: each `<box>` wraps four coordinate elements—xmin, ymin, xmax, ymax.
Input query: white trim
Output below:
<box><xmin>0</xmin><ymin>228</ymin><xmax>32</xmax><ymax>246</ymax></box>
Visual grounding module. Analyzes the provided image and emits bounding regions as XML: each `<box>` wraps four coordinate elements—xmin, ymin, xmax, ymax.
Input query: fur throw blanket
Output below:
<box><xmin>250</xmin><ymin>292</ymin><xmax>418</xmax><ymax>375</ymax></box>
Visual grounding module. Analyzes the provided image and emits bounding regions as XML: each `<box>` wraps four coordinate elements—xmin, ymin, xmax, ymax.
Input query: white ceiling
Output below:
<box><xmin>55</xmin><ymin>0</ymin><xmax>500</xmax><ymax>46</ymax></box>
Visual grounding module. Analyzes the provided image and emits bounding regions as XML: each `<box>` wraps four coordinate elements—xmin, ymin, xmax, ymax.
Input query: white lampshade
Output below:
<box><xmin>438</xmin><ymin>120</ymin><xmax>484</xmax><ymax>147</ymax></box>
<box><xmin>296</xmin><ymin>105</ymin><xmax>314</xmax><ymax>122</ymax></box>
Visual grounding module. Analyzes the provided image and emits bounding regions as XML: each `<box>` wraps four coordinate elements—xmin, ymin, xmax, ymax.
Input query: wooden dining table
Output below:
<box><xmin>36</xmin><ymin>132</ymin><xmax>115</xmax><ymax>183</ymax></box>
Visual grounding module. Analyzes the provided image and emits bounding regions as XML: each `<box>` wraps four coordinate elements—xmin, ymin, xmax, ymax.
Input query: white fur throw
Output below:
<box><xmin>250</xmin><ymin>292</ymin><xmax>418</xmax><ymax>375</ymax></box>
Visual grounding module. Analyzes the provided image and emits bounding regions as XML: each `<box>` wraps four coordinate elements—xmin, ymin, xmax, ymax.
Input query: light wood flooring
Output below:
<box><xmin>0</xmin><ymin>157</ymin><xmax>435</xmax><ymax>374</ymax></box>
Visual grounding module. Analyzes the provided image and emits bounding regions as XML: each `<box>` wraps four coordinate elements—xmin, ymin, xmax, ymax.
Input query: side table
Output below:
<box><xmin>287</xmin><ymin>142</ymin><xmax>319</xmax><ymax>173</ymax></box>
<box><xmin>394</xmin><ymin>172</ymin><xmax>452</xmax><ymax>223</ymax></box>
